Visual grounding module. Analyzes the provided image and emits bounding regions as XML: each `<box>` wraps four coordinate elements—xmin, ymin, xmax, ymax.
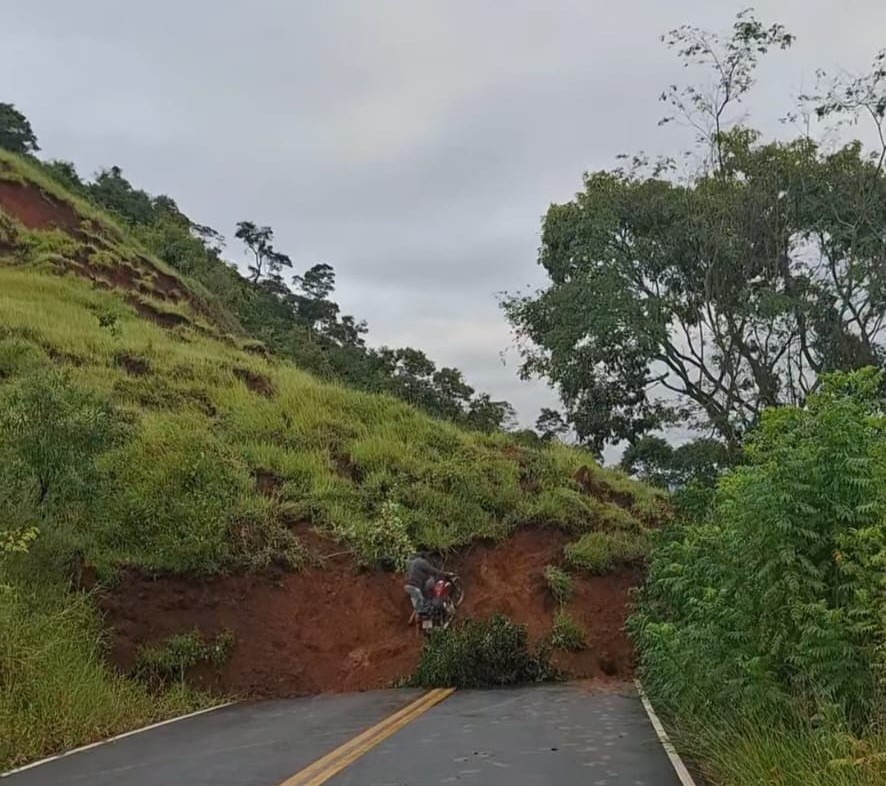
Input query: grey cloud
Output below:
<box><xmin>3</xmin><ymin>0</ymin><xmax>885</xmax><ymax>451</ymax></box>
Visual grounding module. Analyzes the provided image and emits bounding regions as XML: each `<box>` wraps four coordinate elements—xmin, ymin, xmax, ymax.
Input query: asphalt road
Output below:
<box><xmin>3</xmin><ymin>683</ymin><xmax>685</xmax><ymax>786</ymax></box>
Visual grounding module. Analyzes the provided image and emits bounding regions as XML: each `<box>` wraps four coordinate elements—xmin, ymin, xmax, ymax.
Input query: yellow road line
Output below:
<box><xmin>278</xmin><ymin>688</ymin><xmax>455</xmax><ymax>786</ymax></box>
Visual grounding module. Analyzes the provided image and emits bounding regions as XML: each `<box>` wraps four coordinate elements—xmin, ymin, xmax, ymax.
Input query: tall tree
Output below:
<box><xmin>234</xmin><ymin>221</ymin><xmax>292</xmax><ymax>282</ymax></box>
<box><xmin>503</xmin><ymin>12</ymin><xmax>886</xmax><ymax>452</ymax></box>
<box><xmin>0</xmin><ymin>103</ymin><xmax>39</xmax><ymax>154</ymax></box>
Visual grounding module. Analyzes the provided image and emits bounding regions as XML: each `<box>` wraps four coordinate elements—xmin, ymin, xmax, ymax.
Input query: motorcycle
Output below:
<box><xmin>413</xmin><ymin>575</ymin><xmax>465</xmax><ymax>633</ymax></box>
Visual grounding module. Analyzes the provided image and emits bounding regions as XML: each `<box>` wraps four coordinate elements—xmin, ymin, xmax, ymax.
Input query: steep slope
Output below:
<box><xmin>0</xmin><ymin>150</ymin><xmax>666</xmax><ymax>765</ymax></box>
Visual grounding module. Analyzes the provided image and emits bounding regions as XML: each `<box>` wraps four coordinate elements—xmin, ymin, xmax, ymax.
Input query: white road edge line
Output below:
<box><xmin>0</xmin><ymin>702</ymin><xmax>236</xmax><ymax>779</ymax></box>
<box><xmin>634</xmin><ymin>680</ymin><xmax>698</xmax><ymax>786</ymax></box>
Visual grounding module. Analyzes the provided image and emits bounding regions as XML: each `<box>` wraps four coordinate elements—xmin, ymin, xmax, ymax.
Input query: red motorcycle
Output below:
<box><xmin>414</xmin><ymin>575</ymin><xmax>465</xmax><ymax>633</ymax></box>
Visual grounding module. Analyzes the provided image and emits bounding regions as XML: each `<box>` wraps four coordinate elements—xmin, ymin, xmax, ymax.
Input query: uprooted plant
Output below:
<box><xmin>408</xmin><ymin>614</ymin><xmax>558</xmax><ymax>689</ymax></box>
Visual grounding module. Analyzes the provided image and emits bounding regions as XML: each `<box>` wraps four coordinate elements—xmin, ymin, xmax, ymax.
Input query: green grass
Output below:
<box><xmin>0</xmin><ymin>263</ymin><xmax>658</xmax><ymax>575</ymax></box>
<box><xmin>544</xmin><ymin>564</ymin><xmax>574</xmax><ymax>604</ymax></box>
<box><xmin>564</xmin><ymin>529</ymin><xmax>650</xmax><ymax>573</ymax></box>
<box><xmin>0</xmin><ymin>566</ymin><xmax>210</xmax><ymax>771</ymax></box>
<box><xmin>662</xmin><ymin>705</ymin><xmax>886</xmax><ymax>786</ymax></box>
<box><xmin>550</xmin><ymin>610</ymin><xmax>586</xmax><ymax>651</ymax></box>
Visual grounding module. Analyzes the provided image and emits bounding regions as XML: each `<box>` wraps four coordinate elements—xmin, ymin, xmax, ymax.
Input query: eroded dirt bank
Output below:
<box><xmin>99</xmin><ymin>528</ymin><xmax>640</xmax><ymax>697</ymax></box>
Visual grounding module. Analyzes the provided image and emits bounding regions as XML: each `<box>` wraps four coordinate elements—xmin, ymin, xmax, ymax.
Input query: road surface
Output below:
<box><xmin>3</xmin><ymin>683</ymin><xmax>687</xmax><ymax>786</ymax></box>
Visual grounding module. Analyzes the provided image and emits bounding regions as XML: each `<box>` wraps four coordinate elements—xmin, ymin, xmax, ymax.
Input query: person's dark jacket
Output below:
<box><xmin>405</xmin><ymin>555</ymin><xmax>447</xmax><ymax>594</ymax></box>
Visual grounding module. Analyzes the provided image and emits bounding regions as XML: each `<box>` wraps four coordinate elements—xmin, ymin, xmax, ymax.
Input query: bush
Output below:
<box><xmin>408</xmin><ymin>615</ymin><xmax>558</xmax><ymax>688</ymax></box>
<box><xmin>564</xmin><ymin>530</ymin><xmax>648</xmax><ymax>574</ymax></box>
<box><xmin>136</xmin><ymin>629</ymin><xmax>235</xmax><ymax>685</ymax></box>
<box><xmin>0</xmin><ymin>368</ymin><xmax>124</xmax><ymax>509</ymax></box>
<box><xmin>630</xmin><ymin>369</ymin><xmax>886</xmax><ymax>739</ymax></box>
<box><xmin>551</xmin><ymin>610</ymin><xmax>586</xmax><ymax>651</ymax></box>
<box><xmin>544</xmin><ymin>564</ymin><xmax>574</xmax><ymax>604</ymax></box>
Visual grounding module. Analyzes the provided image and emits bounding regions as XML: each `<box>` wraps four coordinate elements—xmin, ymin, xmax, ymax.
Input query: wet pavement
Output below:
<box><xmin>3</xmin><ymin>683</ymin><xmax>683</xmax><ymax>786</ymax></box>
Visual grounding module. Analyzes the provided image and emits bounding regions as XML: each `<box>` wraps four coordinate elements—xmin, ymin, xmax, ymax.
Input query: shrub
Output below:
<box><xmin>408</xmin><ymin>615</ymin><xmax>558</xmax><ymax>688</ymax></box>
<box><xmin>630</xmin><ymin>368</ymin><xmax>886</xmax><ymax>728</ymax></box>
<box><xmin>564</xmin><ymin>530</ymin><xmax>648</xmax><ymax>574</ymax></box>
<box><xmin>544</xmin><ymin>564</ymin><xmax>574</xmax><ymax>604</ymax></box>
<box><xmin>334</xmin><ymin>499</ymin><xmax>414</xmax><ymax>570</ymax></box>
<box><xmin>135</xmin><ymin>629</ymin><xmax>235</xmax><ymax>685</ymax></box>
<box><xmin>0</xmin><ymin>368</ymin><xmax>124</xmax><ymax>508</ymax></box>
<box><xmin>551</xmin><ymin>610</ymin><xmax>586</xmax><ymax>651</ymax></box>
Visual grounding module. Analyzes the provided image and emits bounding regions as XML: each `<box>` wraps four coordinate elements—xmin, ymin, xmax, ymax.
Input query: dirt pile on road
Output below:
<box><xmin>100</xmin><ymin>527</ymin><xmax>639</xmax><ymax>698</ymax></box>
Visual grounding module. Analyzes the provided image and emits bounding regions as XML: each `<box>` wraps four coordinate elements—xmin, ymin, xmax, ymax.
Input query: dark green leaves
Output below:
<box><xmin>0</xmin><ymin>103</ymin><xmax>39</xmax><ymax>155</ymax></box>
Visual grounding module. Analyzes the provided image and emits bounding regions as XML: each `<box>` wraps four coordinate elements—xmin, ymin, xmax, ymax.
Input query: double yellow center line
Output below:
<box><xmin>278</xmin><ymin>688</ymin><xmax>455</xmax><ymax>786</ymax></box>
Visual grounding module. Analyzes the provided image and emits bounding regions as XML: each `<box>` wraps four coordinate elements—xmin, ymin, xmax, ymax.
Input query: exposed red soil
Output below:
<box><xmin>99</xmin><ymin>527</ymin><xmax>640</xmax><ymax>699</ymax></box>
<box><xmin>0</xmin><ymin>180</ymin><xmax>80</xmax><ymax>233</ymax></box>
<box><xmin>0</xmin><ymin>180</ymin><xmax>205</xmax><ymax>314</ymax></box>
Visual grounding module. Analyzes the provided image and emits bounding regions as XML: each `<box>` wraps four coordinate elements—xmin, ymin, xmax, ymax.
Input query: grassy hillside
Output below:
<box><xmin>0</xmin><ymin>150</ymin><xmax>663</xmax><ymax>769</ymax></box>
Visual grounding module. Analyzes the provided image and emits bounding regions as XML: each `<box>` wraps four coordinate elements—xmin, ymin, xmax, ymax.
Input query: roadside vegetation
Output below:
<box><xmin>630</xmin><ymin>370</ymin><xmax>886</xmax><ymax>784</ymax></box>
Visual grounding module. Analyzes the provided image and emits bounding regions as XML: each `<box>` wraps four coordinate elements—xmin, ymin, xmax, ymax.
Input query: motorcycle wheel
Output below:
<box><xmin>450</xmin><ymin>579</ymin><xmax>465</xmax><ymax>608</ymax></box>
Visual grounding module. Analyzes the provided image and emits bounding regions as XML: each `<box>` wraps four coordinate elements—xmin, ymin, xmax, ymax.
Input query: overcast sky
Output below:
<box><xmin>3</xmin><ymin>1</ymin><xmax>885</xmax><ymax>457</ymax></box>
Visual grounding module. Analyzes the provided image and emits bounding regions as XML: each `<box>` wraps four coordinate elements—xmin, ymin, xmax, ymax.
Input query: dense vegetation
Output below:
<box><xmin>631</xmin><ymin>369</ymin><xmax>886</xmax><ymax>784</ymax></box>
<box><xmin>408</xmin><ymin>615</ymin><xmax>557</xmax><ymax>689</ymax></box>
<box><xmin>5</xmin><ymin>8</ymin><xmax>884</xmax><ymax>783</ymax></box>
<box><xmin>0</xmin><ymin>144</ymin><xmax>659</xmax><ymax>768</ymax></box>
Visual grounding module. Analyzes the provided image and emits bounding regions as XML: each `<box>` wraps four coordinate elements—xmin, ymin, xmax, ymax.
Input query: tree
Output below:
<box><xmin>465</xmin><ymin>394</ymin><xmax>516</xmax><ymax>433</ymax></box>
<box><xmin>535</xmin><ymin>408</ymin><xmax>569</xmax><ymax>443</ymax></box>
<box><xmin>234</xmin><ymin>221</ymin><xmax>292</xmax><ymax>283</ymax></box>
<box><xmin>89</xmin><ymin>166</ymin><xmax>155</xmax><ymax>224</ymax></box>
<box><xmin>503</xmin><ymin>12</ymin><xmax>886</xmax><ymax>451</ymax></box>
<box><xmin>42</xmin><ymin>160</ymin><xmax>84</xmax><ymax>192</ymax></box>
<box><xmin>0</xmin><ymin>103</ymin><xmax>39</xmax><ymax>154</ymax></box>
<box><xmin>620</xmin><ymin>436</ymin><xmax>734</xmax><ymax>489</ymax></box>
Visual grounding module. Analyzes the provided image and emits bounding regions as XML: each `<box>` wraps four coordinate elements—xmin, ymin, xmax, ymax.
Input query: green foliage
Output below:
<box><xmin>664</xmin><ymin>704</ymin><xmax>886</xmax><ymax>786</ymax></box>
<box><xmin>234</xmin><ymin>220</ymin><xmax>292</xmax><ymax>283</ymax></box>
<box><xmin>0</xmin><ymin>572</ymin><xmax>207</xmax><ymax>771</ymax></box>
<box><xmin>0</xmin><ymin>102</ymin><xmax>39</xmax><ymax>154</ymax></box>
<box><xmin>0</xmin><ymin>265</ymin><xmax>653</xmax><ymax>575</ymax></box>
<box><xmin>0</xmin><ymin>368</ymin><xmax>124</xmax><ymax>507</ymax></box>
<box><xmin>544</xmin><ymin>564</ymin><xmax>574</xmax><ymax>604</ymax></box>
<box><xmin>551</xmin><ymin>610</ymin><xmax>586</xmax><ymax>651</ymax></box>
<box><xmin>564</xmin><ymin>530</ymin><xmax>648</xmax><ymax>574</ymax></box>
<box><xmin>408</xmin><ymin>615</ymin><xmax>557</xmax><ymax>689</ymax></box>
<box><xmin>33</xmin><ymin>157</ymin><xmax>518</xmax><ymax>432</ymax></box>
<box><xmin>135</xmin><ymin>629</ymin><xmax>235</xmax><ymax>685</ymax></box>
<box><xmin>90</xmin><ymin>412</ymin><xmax>263</xmax><ymax>575</ymax></box>
<box><xmin>503</xmin><ymin>11</ymin><xmax>886</xmax><ymax>451</ymax></box>
<box><xmin>620</xmin><ymin>436</ymin><xmax>736</xmax><ymax>490</ymax></box>
<box><xmin>630</xmin><ymin>369</ymin><xmax>886</xmax><ymax>736</ymax></box>
<box><xmin>0</xmin><ymin>525</ymin><xmax>38</xmax><ymax>558</ymax></box>
<box><xmin>335</xmin><ymin>499</ymin><xmax>415</xmax><ymax>570</ymax></box>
